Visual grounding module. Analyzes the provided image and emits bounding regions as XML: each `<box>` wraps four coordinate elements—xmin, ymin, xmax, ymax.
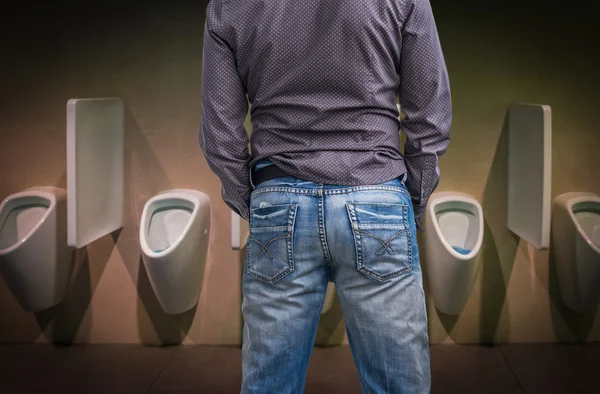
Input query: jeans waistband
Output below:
<box><xmin>250</xmin><ymin>157</ymin><xmax>407</xmax><ymax>189</ymax></box>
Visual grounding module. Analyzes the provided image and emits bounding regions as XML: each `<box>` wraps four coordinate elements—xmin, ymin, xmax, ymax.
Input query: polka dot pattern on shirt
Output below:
<box><xmin>199</xmin><ymin>0</ymin><xmax>452</xmax><ymax>228</ymax></box>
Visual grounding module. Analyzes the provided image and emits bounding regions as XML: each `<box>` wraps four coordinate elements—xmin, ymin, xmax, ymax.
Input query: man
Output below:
<box><xmin>199</xmin><ymin>1</ymin><xmax>451</xmax><ymax>393</ymax></box>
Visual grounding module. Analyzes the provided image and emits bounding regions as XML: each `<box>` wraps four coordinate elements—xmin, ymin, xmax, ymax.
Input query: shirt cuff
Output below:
<box><xmin>239</xmin><ymin>205</ymin><xmax>250</xmax><ymax>222</ymax></box>
<box><xmin>223</xmin><ymin>186</ymin><xmax>251</xmax><ymax>222</ymax></box>
<box><xmin>413</xmin><ymin>204</ymin><xmax>426</xmax><ymax>233</ymax></box>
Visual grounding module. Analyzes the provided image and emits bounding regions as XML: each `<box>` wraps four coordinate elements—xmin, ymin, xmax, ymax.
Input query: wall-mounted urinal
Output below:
<box><xmin>552</xmin><ymin>192</ymin><xmax>600</xmax><ymax>313</ymax></box>
<box><xmin>140</xmin><ymin>189</ymin><xmax>211</xmax><ymax>315</ymax></box>
<box><xmin>424</xmin><ymin>192</ymin><xmax>484</xmax><ymax>315</ymax></box>
<box><xmin>0</xmin><ymin>187</ymin><xmax>75</xmax><ymax>312</ymax></box>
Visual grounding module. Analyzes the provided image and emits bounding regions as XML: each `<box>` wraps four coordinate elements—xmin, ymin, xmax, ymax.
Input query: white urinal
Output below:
<box><xmin>0</xmin><ymin>187</ymin><xmax>75</xmax><ymax>311</ymax></box>
<box><xmin>424</xmin><ymin>192</ymin><xmax>484</xmax><ymax>315</ymax></box>
<box><xmin>139</xmin><ymin>189</ymin><xmax>211</xmax><ymax>315</ymax></box>
<box><xmin>552</xmin><ymin>192</ymin><xmax>600</xmax><ymax>313</ymax></box>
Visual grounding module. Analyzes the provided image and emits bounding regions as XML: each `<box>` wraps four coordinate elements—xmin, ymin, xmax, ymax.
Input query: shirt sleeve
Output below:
<box><xmin>199</xmin><ymin>3</ymin><xmax>251</xmax><ymax>221</ymax></box>
<box><xmin>398</xmin><ymin>0</ymin><xmax>452</xmax><ymax>231</ymax></box>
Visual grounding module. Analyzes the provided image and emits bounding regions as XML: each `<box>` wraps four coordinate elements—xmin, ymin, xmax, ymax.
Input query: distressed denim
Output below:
<box><xmin>241</xmin><ymin>158</ymin><xmax>431</xmax><ymax>394</ymax></box>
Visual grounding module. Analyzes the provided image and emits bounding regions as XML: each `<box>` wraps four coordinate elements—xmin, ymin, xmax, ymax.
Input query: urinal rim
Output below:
<box><xmin>564</xmin><ymin>193</ymin><xmax>600</xmax><ymax>255</ymax></box>
<box><xmin>139</xmin><ymin>192</ymin><xmax>202</xmax><ymax>259</ymax></box>
<box><xmin>0</xmin><ymin>190</ymin><xmax>56</xmax><ymax>255</ymax></box>
<box><xmin>428</xmin><ymin>193</ymin><xmax>484</xmax><ymax>261</ymax></box>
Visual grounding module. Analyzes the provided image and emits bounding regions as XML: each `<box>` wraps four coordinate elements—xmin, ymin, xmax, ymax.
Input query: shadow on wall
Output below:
<box><xmin>479</xmin><ymin>111</ymin><xmax>520</xmax><ymax>344</ymax></box>
<box><xmin>33</xmin><ymin>248</ymin><xmax>89</xmax><ymax>345</ymax></box>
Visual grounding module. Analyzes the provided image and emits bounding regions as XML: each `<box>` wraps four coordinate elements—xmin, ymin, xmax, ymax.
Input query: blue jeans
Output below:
<box><xmin>242</xmin><ymin>158</ymin><xmax>430</xmax><ymax>394</ymax></box>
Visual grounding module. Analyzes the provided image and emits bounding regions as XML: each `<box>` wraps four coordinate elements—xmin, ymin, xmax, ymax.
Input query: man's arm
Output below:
<box><xmin>399</xmin><ymin>0</ymin><xmax>452</xmax><ymax>231</ymax></box>
<box><xmin>199</xmin><ymin>4</ymin><xmax>251</xmax><ymax>221</ymax></box>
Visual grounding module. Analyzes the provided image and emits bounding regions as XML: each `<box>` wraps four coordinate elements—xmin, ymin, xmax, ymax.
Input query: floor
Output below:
<box><xmin>0</xmin><ymin>343</ymin><xmax>597</xmax><ymax>393</ymax></box>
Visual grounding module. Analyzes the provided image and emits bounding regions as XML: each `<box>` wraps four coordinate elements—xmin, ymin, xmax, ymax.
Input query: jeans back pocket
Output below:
<box><xmin>246</xmin><ymin>203</ymin><xmax>298</xmax><ymax>284</ymax></box>
<box><xmin>345</xmin><ymin>202</ymin><xmax>412</xmax><ymax>282</ymax></box>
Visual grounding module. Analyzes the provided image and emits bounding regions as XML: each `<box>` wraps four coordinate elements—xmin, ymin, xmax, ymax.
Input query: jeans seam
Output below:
<box><xmin>317</xmin><ymin>189</ymin><xmax>334</xmax><ymax>281</ymax></box>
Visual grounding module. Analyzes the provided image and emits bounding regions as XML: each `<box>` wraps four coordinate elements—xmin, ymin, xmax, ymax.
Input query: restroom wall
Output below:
<box><xmin>0</xmin><ymin>0</ymin><xmax>598</xmax><ymax>345</ymax></box>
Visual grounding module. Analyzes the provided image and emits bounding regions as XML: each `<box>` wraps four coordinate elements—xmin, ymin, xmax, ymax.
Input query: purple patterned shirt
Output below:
<box><xmin>199</xmin><ymin>0</ymin><xmax>452</xmax><ymax>230</ymax></box>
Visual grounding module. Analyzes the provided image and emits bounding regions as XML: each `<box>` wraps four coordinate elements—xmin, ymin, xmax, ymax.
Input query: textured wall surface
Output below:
<box><xmin>0</xmin><ymin>1</ymin><xmax>598</xmax><ymax>345</ymax></box>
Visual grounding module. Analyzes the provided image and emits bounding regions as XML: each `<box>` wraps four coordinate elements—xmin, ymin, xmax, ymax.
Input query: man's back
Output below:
<box><xmin>200</xmin><ymin>0</ymin><xmax>451</xmax><ymax>228</ymax></box>
<box><xmin>200</xmin><ymin>2</ymin><xmax>451</xmax><ymax>392</ymax></box>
